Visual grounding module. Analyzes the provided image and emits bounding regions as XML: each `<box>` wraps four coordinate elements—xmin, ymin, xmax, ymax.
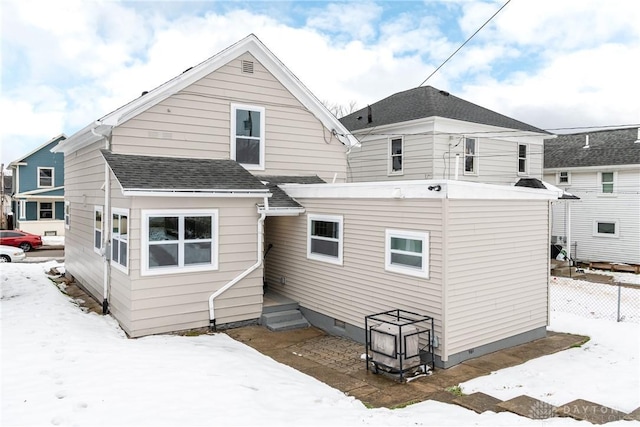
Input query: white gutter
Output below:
<box><xmin>92</xmin><ymin>126</ymin><xmax>112</xmax><ymax>315</ymax></box>
<box><xmin>209</xmin><ymin>203</ymin><xmax>267</xmax><ymax>330</ymax></box>
<box><xmin>121</xmin><ymin>190</ymin><xmax>270</xmax><ymax>198</ymax></box>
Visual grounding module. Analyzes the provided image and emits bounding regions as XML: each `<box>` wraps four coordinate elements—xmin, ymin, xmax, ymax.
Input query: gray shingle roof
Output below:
<box><xmin>339</xmin><ymin>86</ymin><xmax>549</xmax><ymax>134</ymax></box>
<box><xmin>544</xmin><ymin>127</ymin><xmax>640</xmax><ymax>168</ymax></box>
<box><xmin>100</xmin><ymin>150</ymin><xmax>268</xmax><ymax>192</ymax></box>
<box><xmin>260</xmin><ymin>175</ymin><xmax>325</xmax><ymax>208</ymax></box>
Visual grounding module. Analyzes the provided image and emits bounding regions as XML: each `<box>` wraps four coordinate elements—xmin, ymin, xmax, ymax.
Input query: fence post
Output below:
<box><xmin>617</xmin><ymin>285</ymin><xmax>622</xmax><ymax>322</ymax></box>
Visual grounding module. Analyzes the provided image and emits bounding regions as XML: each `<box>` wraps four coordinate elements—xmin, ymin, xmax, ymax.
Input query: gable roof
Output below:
<box><xmin>9</xmin><ymin>134</ymin><xmax>66</xmax><ymax>167</ymax></box>
<box><xmin>260</xmin><ymin>175</ymin><xmax>325</xmax><ymax>208</ymax></box>
<box><xmin>544</xmin><ymin>127</ymin><xmax>640</xmax><ymax>169</ymax></box>
<box><xmin>55</xmin><ymin>34</ymin><xmax>357</xmax><ymax>155</ymax></box>
<box><xmin>339</xmin><ymin>86</ymin><xmax>549</xmax><ymax>134</ymax></box>
<box><xmin>100</xmin><ymin>150</ymin><xmax>268</xmax><ymax>196</ymax></box>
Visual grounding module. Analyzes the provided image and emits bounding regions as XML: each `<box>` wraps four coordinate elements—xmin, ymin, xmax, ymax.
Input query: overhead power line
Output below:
<box><xmin>418</xmin><ymin>0</ymin><xmax>512</xmax><ymax>87</ymax></box>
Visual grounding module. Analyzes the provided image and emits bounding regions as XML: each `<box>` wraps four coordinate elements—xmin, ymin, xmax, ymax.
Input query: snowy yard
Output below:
<box><xmin>1</xmin><ymin>261</ymin><xmax>639</xmax><ymax>426</ymax></box>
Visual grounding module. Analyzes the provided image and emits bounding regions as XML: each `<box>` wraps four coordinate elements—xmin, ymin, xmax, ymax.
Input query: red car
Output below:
<box><xmin>0</xmin><ymin>230</ymin><xmax>43</xmax><ymax>252</ymax></box>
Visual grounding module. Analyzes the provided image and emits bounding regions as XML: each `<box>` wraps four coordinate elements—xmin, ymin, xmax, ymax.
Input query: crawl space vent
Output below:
<box><xmin>241</xmin><ymin>60</ymin><xmax>254</xmax><ymax>74</ymax></box>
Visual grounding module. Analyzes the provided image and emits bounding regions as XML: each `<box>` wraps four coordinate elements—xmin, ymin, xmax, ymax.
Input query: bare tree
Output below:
<box><xmin>322</xmin><ymin>100</ymin><xmax>359</xmax><ymax>118</ymax></box>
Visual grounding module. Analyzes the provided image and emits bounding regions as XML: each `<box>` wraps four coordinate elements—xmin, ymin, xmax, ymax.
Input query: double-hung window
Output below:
<box><xmin>94</xmin><ymin>206</ymin><xmax>103</xmax><ymax>253</ymax></box>
<box><xmin>464</xmin><ymin>137</ymin><xmax>478</xmax><ymax>175</ymax></box>
<box><xmin>600</xmin><ymin>172</ymin><xmax>614</xmax><ymax>194</ymax></box>
<box><xmin>231</xmin><ymin>104</ymin><xmax>265</xmax><ymax>170</ymax></box>
<box><xmin>557</xmin><ymin>171</ymin><xmax>570</xmax><ymax>185</ymax></box>
<box><xmin>38</xmin><ymin>167</ymin><xmax>54</xmax><ymax>187</ymax></box>
<box><xmin>518</xmin><ymin>144</ymin><xmax>528</xmax><ymax>174</ymax></box>
<box><xmin>389</xmin><ymin>137</ymin><xmax>403</xmax><ymax>175</ymax></box>
<box><xmin>142</xmin><ymin>209</ymin><xmax>218</xmax><ymax>276</ymax></box>
<box><xmin>385</xmin><ymin>229</ymin><xmax>429</xmax><ymax>278</ymax></box>
<box><xmin>39</xmin><ymin>202</ymin><xmax>53</xmax><ymax>219</ymax></box>
<box><xmin>307</xmin><ymin>214</ymin><xmax>343</xmax><ymax>265</ymax></box>
<box><xmin>112</xmin><ymin>208</ymin><xmax>129</xmax><ymax>272</ymax></box>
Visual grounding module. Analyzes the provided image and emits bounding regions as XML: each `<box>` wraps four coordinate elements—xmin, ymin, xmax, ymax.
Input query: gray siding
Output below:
<box><xmin>125</xmin><ymin>197</ymin><xmax>263</xmax><ymax>337</ymax></box>
<box><xmin>63</xmin><ymin>140</ymin><xmax>108</xmax><ymax>308</ymax></box>
<box><xmin>444</xmin><ymin>199</ymin><xmax>549</xmax><ymax>357</ymax></box>
<box><xmin>544</xmin><ymin>169</ymin><xmax>640</xmax><ymax>264</ymax></box>
<box><xmin>265</xmin><ymin>198</ymin><xmax>444</xmax><ymax>355</ymax></box>
<box><xmin>111</xmin><ymin>52</ymin><xmax>348</xmax><ymax>183</ymax></box>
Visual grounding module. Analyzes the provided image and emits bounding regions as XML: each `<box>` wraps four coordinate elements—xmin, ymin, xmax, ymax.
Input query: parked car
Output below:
<box><xmin>0</xmin><ymin>230</ymin><xmax>43</xmax><ymax>252</ymax></box>
<box><xmin>0</xmin><ymin>245</ymin><xmax>26</xmax><ymax>262</ymax></box>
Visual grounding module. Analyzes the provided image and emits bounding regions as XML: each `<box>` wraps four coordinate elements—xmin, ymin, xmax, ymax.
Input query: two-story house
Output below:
<box><xmin>340</xmin><ymin>87</ymin><xmax>551</xmax><ymax>185</ymax></box>
<box><xmin>543</xmin><ymin>127</ymin><xmax>640</xmax><ymax>266</ymax></box>
<box><xmin>9</xmin><ymin>134</ymin><xmax>67</xmax><ymax>236</ymax></box>
<box><xmin>54</xmin><ymin>34</ymin><xmax>560</xmax><ymax>368</ymax></box>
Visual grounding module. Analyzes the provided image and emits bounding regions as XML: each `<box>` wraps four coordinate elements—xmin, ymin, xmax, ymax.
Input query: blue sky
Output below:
<box><xmin>2</xmin><ymin>0</ymin><xmax>639</xmax><ymax>168</ymax></box>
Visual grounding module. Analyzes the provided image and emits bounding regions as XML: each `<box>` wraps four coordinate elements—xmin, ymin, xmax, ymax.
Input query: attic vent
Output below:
<box><xmin>241</xmin><ymin>60</ymin><xmax>254</xmax><ymax>74</ymax></box>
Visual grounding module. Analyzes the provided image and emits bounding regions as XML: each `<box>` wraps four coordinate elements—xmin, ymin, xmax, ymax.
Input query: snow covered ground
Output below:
<box><xmin>1</xmin><ymin>261</ymin><xmax>639</xmax><ymax>426</ymax></box>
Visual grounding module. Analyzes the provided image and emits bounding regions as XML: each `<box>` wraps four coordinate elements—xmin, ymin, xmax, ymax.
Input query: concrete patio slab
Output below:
<box><xmin>452</xmin><ymin>392</ymin><xmax>505</xmax><ymax>414</ymax></box>
<box><xmin>497</xmin><ymin>395</ymin><xmax>557</xmax><ymax>419</ymax></box>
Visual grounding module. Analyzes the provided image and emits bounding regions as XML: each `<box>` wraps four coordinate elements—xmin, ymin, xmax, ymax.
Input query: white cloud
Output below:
<box><xmin>2</xmin><ymin>0</ymin><xmax>640</xmax><ymax>168</ymax></box>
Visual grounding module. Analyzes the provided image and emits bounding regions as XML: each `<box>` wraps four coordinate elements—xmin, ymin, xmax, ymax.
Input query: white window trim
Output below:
<box><xmin>556</xmin><ymin>171</ymin><xmax>571</xmax><ymax>185</ymax></box>
<box><xmin>111</xmin><ymin>208</ymin><xmax>130</xmax><ymax>274</ymax></box>
<box><xmin>463</xmin><ymin>137</ymin><xmax>479</xmax><ymax>176</ymax></box>
<box><xmin>307</xmin><ymin>214</ymin><xmax>344</xmax><ymax>266</ymax></box>
<box><xmin>598</xmin><ymin>171</ymin><xmax>616</xmax><ymax>196</ymax></box>
<box><xmin>141</xmin><ymin>209</ymin><xmax>219</xmax><ymax>276</ymax></box>
<box><xmin>230</xmin><ymin>103</ymin><xmax>266</xmax><ymax>171</ymax></box>
<box><xmin>517</xmin><ymin>143</ymin><xmax>528</xmax><ymax>175</ymax></box>
<box><xmin>94</xmin><ymin>206</ymin><xmax>103</xmax><ymax>254</ymax></box>
<box><xmin>64</xmin><ymin>201</ymin><xmax>70</xmax><ymax>229</ymax></box>
<box><xmin>388</xmin><ymin>137</ymin><xmax>404</xmax><ymax>176</ymax></box>
<box><xmin>385</xmin><ymin>229</ymin><xmax>430</xmax><ymax>278</ymax></box>
<box><xmin>38</xmin><ymin>201</ymin><xmax>53</xmax><ymax>220</ymax></box>
<box><xmin>37</xmin><ymin>167</ymin><xmax>54</xmax><ymax>188</ymax></box>
<box><xmin>593</xmin><ymin>220</ymin><xmax>619</xmax><ymax>238</ymax></box>
<box><xmin>19</xmin><ymin>200</ymin><xmax>26</xmax><ymax>220</ymax></box>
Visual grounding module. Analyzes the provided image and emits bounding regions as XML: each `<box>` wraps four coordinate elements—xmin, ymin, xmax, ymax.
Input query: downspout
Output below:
<box><xmin>209</xmin><ymin>203</ymin><xmax>267</xmax><ymax>331</ymax></box>
<box><xmin>92</xmin><ymin>125</ymin><xmax>111</xmax><ymax>315</ymax></box>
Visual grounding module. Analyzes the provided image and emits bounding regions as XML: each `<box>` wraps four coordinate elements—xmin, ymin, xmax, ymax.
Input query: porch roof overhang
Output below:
<box><xmin>101</xmin><ymin>150</ymin><xmax>271</xmax><ymax>199</ymax></box>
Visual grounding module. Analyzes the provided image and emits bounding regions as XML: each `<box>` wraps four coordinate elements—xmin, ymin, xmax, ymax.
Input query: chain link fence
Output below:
<box><xmin>550</xmin><ymin>276</ymin><xmax>640</xmax><ymax>323</ymax></box>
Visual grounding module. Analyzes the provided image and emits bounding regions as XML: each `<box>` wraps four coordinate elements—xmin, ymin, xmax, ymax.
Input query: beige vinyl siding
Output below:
<box><xmin>63</xmin><ymin>140</ymin><xmax>106</xmax><ymax>303</ymax></box>
<box><xmin>123</xmin><ymin>196</ymin><xmax>262</xmax><ymax>337</ymax></box>
<box><xmin>265</xmin><ymin>198</ymin><xmax>444</xmax><ymax>351</ymax></box>
<box><xmin>110</xmin><ymin>52</ymin><xmax>347</xmax><ymax>183</ymax></box>
<box><xmin>444</xmin><ymin>199</ymin><xmax>549</xmax><ymax>356</ymax></box>
<box><xmin>433</xmin><ymin>136</ymin><xmax>544</xmax><ymax>185</ymax></box>
<box><xmin>348</xmin><ymin>134</ymin><xmax>435</xmax><ymax>182</ymax></box>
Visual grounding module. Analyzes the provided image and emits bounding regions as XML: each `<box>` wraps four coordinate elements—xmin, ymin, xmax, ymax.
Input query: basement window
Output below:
<box><xmin>593</xmin><ymin>220</ymin><xmax>619</xmax><ymax>238</ymax></box>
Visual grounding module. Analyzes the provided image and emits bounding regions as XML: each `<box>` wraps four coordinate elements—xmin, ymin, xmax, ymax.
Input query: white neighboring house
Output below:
<box><xmin>543</xmin><ymin>127</ymin><xmax>640</xmax><ymax>265</ymax></box>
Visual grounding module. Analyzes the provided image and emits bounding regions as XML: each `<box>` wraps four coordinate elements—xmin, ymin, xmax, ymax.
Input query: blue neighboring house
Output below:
<box><xmin>9</xmin><ymin>134</ymin><xmax>67</xmax><ymax>236</ymax></box>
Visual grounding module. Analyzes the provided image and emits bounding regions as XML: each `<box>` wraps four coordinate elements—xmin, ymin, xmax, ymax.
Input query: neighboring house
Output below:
<box><xmin>53</xmin><ymin>34</ymin><xmax>559</xmax><ymax>368</ymax></box>
<box><xmin>543</xmin><ymin>127</ymin><xmax>640</xmax><ymax>265</ymax></box>
<box><xmin>340</xmin><ymin>87</ymin><xmax>551</xmax><ymax>186</ymax></box>
<box><xmin>1</xmin><ymin>172</ymin><xmax>13</xmax><ymax>229</ymax></box>
<box><xmin>9</xmin><ymin>134</ymin><xmax>67</xmax><ymax>236</ymax></box>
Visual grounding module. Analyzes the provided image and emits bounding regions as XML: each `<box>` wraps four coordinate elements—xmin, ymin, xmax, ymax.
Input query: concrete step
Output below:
<box><xmin>262</xmin><ymin>301</ymin><xmax>299</xmax><ymax>314</ymax></box>
<box><xmin>497</xmin><ymin>395</ymin><xmax>556</xmax><ymax>419</ymax></box>
<box><xmin>625</xmin><ymin>407</ymin><xmax>640</xmax><ymax>422</ymax></box>
<box><xmin>260</xmin><ymin>308</ymin><xmax>310</xmax><ymax>332</ymax></box>
<box><xmin>261</xmin><ymin>309</ymin><xmax>304</xmax><ymax>325</ymax></box>
<box><xmin>266</xmin><ymin>317</ymin><xmax>310</xmax><ymax>332</ymax></box>
<box><xmin>452</xmin><ymin>392</ymin><xmax>505</xmax><ymax>414</ymax></box>
<box><xmin>556</xmin><ymin>399</ymin><xmax>626</xmax><ymax>424</ymax></box>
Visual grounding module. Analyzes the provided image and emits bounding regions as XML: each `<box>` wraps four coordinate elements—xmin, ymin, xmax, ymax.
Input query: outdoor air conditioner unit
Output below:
<box><xmin>370</xmin><ymin>322</ymin><xmax>421</xmax><ymax>371</ymax></box>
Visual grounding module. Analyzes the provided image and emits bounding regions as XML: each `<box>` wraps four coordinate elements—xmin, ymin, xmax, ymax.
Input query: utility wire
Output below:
<box><xmin>418</xmin><ymin>0</ymin><xmax>512</xmax><ymax>87</ymax></box>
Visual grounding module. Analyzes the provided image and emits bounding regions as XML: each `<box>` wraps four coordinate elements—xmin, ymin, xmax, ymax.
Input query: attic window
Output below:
<box><xmin>241</xmin><ymin>60</ymin><xmax>254</xmax><ymax>74</ymax></box>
